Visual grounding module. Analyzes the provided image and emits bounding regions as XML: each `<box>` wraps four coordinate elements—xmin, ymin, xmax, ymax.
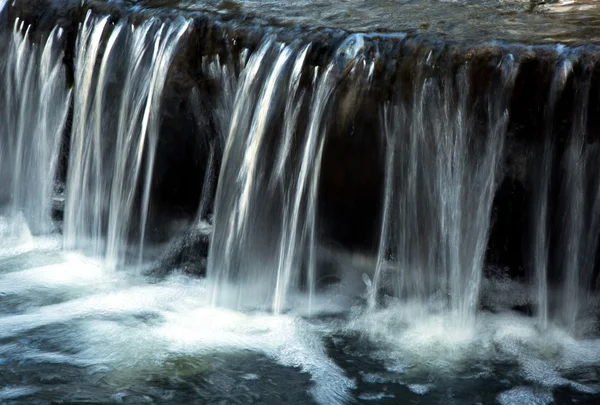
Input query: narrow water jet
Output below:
<box><xmin>529</xmin><ymin>57</ymin><xmax>573</xmax><ymax>329</ymax></box>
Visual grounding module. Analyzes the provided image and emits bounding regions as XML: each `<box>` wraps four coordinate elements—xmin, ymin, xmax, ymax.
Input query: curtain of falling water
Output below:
<box><xmin>208</xmin><ymin>34</ymin><xmax>369</xmax><ymax>312</ymax></box>
<box><xmin>529</xmin><ymin>58</ymin><xmax>573</xmax><ymax>329</ymax></box>
<box><xmin>3</xmin><ymin>4</ymin><xmax>599</xmax><ymax>333</ymax></box>
<box><xmin>63</xmin><ymin>11</ymin><xmax>189</xmax><ymax>270</ymax></box>
<box><xmin>208</xmin><ymin>40</ymin><xmax>308</xmax><ymax>311</ymax></box>
<box><xmin>370</xmin><ymin>52</ymin><xmax>518</xmax><ymax>327</ymax></box>
<box><xmin>556</xmin><ymin>59</ymin><xmax>588</xmax><ymax>332</ymax></box>
<box><xmin>0</xmin><ymin>19</ymin><xmax>71</xmax><ymax>233</ymax></box>
<box><xmin>530</xmin><ymin>53</ymin><xmax>600</xmax><ymax>333</ymax></box>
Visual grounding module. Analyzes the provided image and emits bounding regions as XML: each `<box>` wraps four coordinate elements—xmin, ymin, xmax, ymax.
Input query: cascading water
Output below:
<box><xmin>208</xmin><ymin>34</ymin><xmax>374</xmax><ymax>313</ymax></box>
<box><xmin>63</xmin><ymin>11</ymin><xmax>190</xmax><ymax>270</ymax></box>
<box><xmin>0</xmin><ymin>19</ymin><xmax>71</xmax><ymax>234</ymax></box>
<box><xmin>368</xmin><ymin>51</ymin><xmax>518</xmax><ymax>327</ymax></box>
<box><xmin>528</xmin><ymin>57</ymin><xmax>573</xmax><ymax>330</ymax></box>
<box><xmin>1</xmin><ymin>1</ymin><xmax>600</xmax><ymax>404</ymax></box>
<box><xmin>527</xmin><ymin>54</ymin><xmax>600</xmax><ymax>334</ymax></box>
<box><xmin>208</xmin><ymin>39</ymin><xmax>317</xmax><ymax>311</ymax></box>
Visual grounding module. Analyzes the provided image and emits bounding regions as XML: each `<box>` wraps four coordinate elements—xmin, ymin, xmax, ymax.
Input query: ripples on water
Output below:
<box><xmin>1</xmin><ymin>214</ymin><xmax>599</xmax><ymax>404</ymax></box>
<box><xmin>127</xmin><ymin>0</ymin><xmax>600</xmax><ymax>44</ymax></box>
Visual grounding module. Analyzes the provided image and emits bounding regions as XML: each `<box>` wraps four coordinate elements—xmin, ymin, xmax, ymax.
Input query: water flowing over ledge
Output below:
<box><xmin>1</xmin><ymin>0</ymin><xmax>600</xmax><ymax>404</ymax></box>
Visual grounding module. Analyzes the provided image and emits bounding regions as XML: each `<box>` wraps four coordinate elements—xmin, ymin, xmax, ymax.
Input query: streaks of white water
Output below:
<box><xmin>0</xmin><ymin>19</ymin><xmax>71</xmax><ymax>234</ymax></box>
<box><xmin>136</xmin><ymin>19</ymin><xmax>190</xmax><ymax>267</ymax></box>
<box><xmin>208</xmin><ymin>41</ymin><xmax>323</xmax><ymax>311</ymax></box>
<box><xmin>64</xmin><ymin>13</ymin><xmax>189</xmax><ymax>271</ymax></box>
<box><xmin>369</xmin><ymin>103</ymin><xmax>400</xmax><ymax>310</ymax></box>
<box><xmin>0</xmin><ymin>0</ymin><xmax>8</xmax><ymax>15</ymax></box>
<box><xmin>272</xmin><ymin>63</ymin><xmax>337</xmax><ymax>314</ymax></box>
<box><xmin>64</xmin><ymin>11</ymin><xmax>110</xmax><ymax>253</ymax></box>
<box><xmin>542</xmin><ymin>57</ymin><xmax>600</xmax><ymax>334</ymax></box>
<box><xmin>208</xmin><ymin>39</ymin><xmax>277</xmax><ymax>305</ymax></box>
<box><xmin>196</xmin><ymin>139</ymin><xmax>217</xmax><ymax>224</ymax></box>
<box><xmin>236</xmin><ymin>44</ymin><xmax>293</xmax><ymax>234</ymax></box>
<box><xmin>208</xmin><ymin>35</ymin><xmax>372</xmax><ymax>313</ymax></box>
<box><xmin>370</xmin><ymin>52</ymin><xmax>518</xmax><ymax>327</ymax></box>
<box><xmin>531</xmin><ymin>59</ymin><xmax>573</xmax><ymax>329</ymax></box>
<box><xmin>273</xmin><ymin>43</ymin><xmax>311</xmax><ymax>181</ymax></box>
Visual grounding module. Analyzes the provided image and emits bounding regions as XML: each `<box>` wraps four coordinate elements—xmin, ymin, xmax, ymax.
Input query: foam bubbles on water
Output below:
<box><xmin>145</xmin><ymin>299</ymin><xmax>355</xmax><ymax>404</ymax></box>
<box><xmin>0</xmin><ymin>253</ymin><xmax>105</xmax><ymax>295</ymax></box>
<box><xmin>346</xmin><ymin>298</ymin><xmax>481</xmax><ymax>370</ymax></box>
<box><xmin>0</xmin><ymin>386</ymin><xmax>39</xmax><ymax>401</ymax></box>
<box><xmin>344</xmin><ymin>294</ymin><xmax>600</xmax><ymax>397</ymax></box>
<box><xmin>0</xmin><ymin>258</ymin><xmax>354</xmax><ymax>405</ymax></box>
<box><xmin>358</xmin><ymin>392</ymin><xmax>394</xmax><ymax>401</ymax></box>
<box><xmin>408</xmin><ymin>383</ymin><xmax>433</xmax><ymax>395</ymax></box>
<box><xmin>1</xmin><ymin>229</ymin><xmax>599</xmax><ymax>404</ymax></box>
<box><xmin>497</xmin><ymin>386</ymin><xmax>553</xmax><ymax>405</ymax></box>
<box><xmin>0</xmin><ymin>214</ymin><xmax>34</xmax><ymax>256</ymax></box>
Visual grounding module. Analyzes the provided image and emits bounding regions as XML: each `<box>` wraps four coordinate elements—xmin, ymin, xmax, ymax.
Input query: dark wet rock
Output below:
<box><xmin>150</xmin><ymin>225</ymin><xmax>211</xmax><ymax>276</ymax></box>
<box><xmin>511</xmin><ymin>303</ymin><xmax>535</xmax><ymax>317</ymax></box>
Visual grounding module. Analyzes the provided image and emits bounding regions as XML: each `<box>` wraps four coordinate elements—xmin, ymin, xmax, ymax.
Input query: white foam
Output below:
<box><xmin>497</xmin><ymin>386</ymin><xmax>553</xmax><ymax>405</ymax></box>
<box><xmin>358</xmin><ymin>392</ymin><xmax>394</xmax><ymax>401</ymax></box>
<box><xmin>408</xmin><ymin>384</ymin><xmax>433</xmax><ymax>395</ymax></box>
<box><xmin>1</xmin><ymin>228</ymin><xmax>599</xmax><ymax>404</ymax></box>
<box><xmin>0</xmin><ymin>264</ymin><xmax>354</xmax><ymax>405</ymax></box>
<box><xmin>0</xmin><ymin>253</ymin><xmax>105</xmax><ymax>295</ymax></box>
<box><xmin>345</xmin><ymin>298</ymin><xmax>600</xmax><ymax>395</ymax></box>
<box><xmin>361</xmin><ymin>373</ymin><xmax>389</xmax><ymax>384</ymax></box>
<box><xmin>0</xmin><ymin>386</ymin><xmax>39</xmax><ymax>400</ymax></box>
<box><xmin>149</xmin><ymin>305</ymin><xmax>355</xmax><ymax>405</ymax></box>
<box><xmin>0</xmin><ymin>214</ymin><xmax>34</xmax><ymax>256</ymax></box>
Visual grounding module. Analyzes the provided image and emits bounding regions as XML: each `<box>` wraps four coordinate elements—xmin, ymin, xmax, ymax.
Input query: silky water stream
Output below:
<box><xmin>1</xmin><ymin>2</ymin><xmax>600</xmax><ymax>404</ymax></box>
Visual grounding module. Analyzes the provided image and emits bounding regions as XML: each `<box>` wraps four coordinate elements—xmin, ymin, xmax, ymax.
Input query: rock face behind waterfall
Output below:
<box><xmin>3</xmin><ymin>0</ymin><xmax>600</xmax><ymax>321</ymax></box>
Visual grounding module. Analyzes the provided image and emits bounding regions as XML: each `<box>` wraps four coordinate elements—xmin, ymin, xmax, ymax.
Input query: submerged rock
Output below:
<box><xmin>150</xmin><ymin>224</ymin><xmax>211</xmax><ymax>276</ymax></box>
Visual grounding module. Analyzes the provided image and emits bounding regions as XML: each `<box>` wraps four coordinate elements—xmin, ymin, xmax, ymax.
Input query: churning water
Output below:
<box><xmin>1</xmin><ymin>2</ymin><xmax>600</xmax><ymax>404</ymax></box>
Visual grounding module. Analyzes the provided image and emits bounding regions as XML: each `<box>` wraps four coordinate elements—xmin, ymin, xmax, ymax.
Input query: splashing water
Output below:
<box><xmin>1</xmin><ymin>4</ymin><xmax>600</xmax><ymax>405</ymax></box>
<box><xmin>63</xmin><ymin>11</ymin><xmax>190</xmax><ymax>271</ymax></box>
<box><xmin>0</xmin><ymin>19</ymin><xmax>71</xmax><ymax>233</ymax></box>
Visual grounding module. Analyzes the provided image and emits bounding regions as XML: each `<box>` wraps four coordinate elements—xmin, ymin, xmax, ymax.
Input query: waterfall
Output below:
<box><xmin>528</xmin><ymin>52</ymin><xmax>600</xmax><ymax>333</ymax></box>
<box><xmin>3</xmin><ymin>2</ymin><xmax>600</xmax><ymax>404</ymax></box>
<box><xmin>207</xmin><ymin>39</ymin><xmax>314</xmax><ymax>311</ymax></box>
<box><xmin>207</xmin><ymin>33</ymin><xmax>372</xmax><ymax>312</ymax></box>
<box><xmin>1</xmin><ymin>2</ymin><xmax>599</xmax><ymax>333</ymax></box>
<box><xmin>369</xmin><ymin>50</ymin><xmax>518</xmax><ymax>326</ymax></box>
<box><xmin>63</xmin><ymin>11</ymin><xmax>190</xmax><ymax>270</ymax></box>
<box><xmin>0</xmin><ymin>18</ymin><xmax>71</xmax><ymax>233</ymax></box>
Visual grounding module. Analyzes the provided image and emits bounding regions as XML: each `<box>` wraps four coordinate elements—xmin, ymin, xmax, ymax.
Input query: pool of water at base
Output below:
<box><xmin>1</xmin><ymin>215</ymin><xmax>599</xmax><ymax>405</ymax></box>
